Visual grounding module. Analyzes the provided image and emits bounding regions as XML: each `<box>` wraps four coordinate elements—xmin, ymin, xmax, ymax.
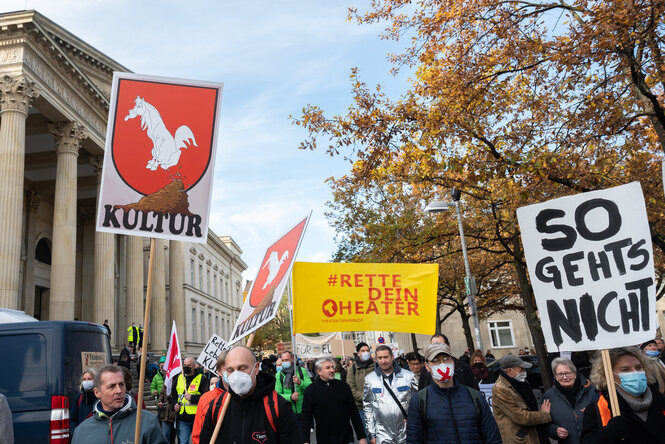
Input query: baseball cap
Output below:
<box><xmin>159</xmin><ymin>356</ymin><xmax>166</xmax><ymax>364</ymax></box>
<box><xmin>424</xmin><ymin>343</ymin><xmax>453</xmax><ymax>362</ymax></box>
<box><xmin>499</xmin><ymin>354</ymin><xmax>532</xmax><ymax>369</ymax></box>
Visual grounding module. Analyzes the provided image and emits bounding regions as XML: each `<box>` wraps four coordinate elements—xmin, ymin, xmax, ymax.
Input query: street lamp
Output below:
<box><xmin>425</xmin><ymin>188</ymin><xmax>484</xmax><ymax>352</ymax></box>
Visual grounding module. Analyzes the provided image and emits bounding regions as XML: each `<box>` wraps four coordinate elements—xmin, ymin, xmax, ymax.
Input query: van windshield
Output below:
<box><xmin>67</xmin><ymin>330</ymin><xmax>111</xmax><ymax>395</ymax></box>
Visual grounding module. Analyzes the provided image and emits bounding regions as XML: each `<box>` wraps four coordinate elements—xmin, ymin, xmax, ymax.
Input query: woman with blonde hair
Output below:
<box><xmin>69</xmin><ymin>368</ymin><xmax>97</xmax><ymax>433</ymax></box>
<box><xmin>580</xmin><ymin>347</ymin><xmax>665</xmax><ymax>443</ymax></box>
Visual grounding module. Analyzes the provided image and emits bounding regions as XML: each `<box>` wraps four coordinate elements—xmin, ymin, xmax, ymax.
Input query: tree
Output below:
<box><xmin>251</xmin><ymin>297</ymin><xmax>292</xmax><ymax>351</ymax></box>
<box><xmin>294</xmin><ymin>0</ymin><xmax>665</xmax><ymax>388</ymax></box>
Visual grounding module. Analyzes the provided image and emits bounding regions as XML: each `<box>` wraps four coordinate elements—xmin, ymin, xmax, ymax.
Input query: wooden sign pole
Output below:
<box><xmin>134</xmin><ymin>238</ymin><xmax>157</xmax><ymax>443</ymax></box>
<box><xmin>600</xmin><ymin>349</ymin><xmax>621</xmax><ymax>417</ymax></box>
<box><xmin>209</xmin><ymin>331</ymin><xmax>257</xmax><ymax>443</ymax></box>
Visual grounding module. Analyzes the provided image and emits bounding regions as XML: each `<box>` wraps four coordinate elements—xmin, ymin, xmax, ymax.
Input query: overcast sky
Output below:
<box><xmin>6</xmin><ymin>0</ymin><xmax>411</xmax><ymax>280</ymax></box>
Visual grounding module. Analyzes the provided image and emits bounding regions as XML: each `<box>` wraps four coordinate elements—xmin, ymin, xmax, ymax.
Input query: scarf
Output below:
<box><xmin>555</xmin><ymin>377</ymin><xmax>580</xmax><ymax>408</ymax></box>
<box><xmin>354</xmin><ymin>355</ymin><xmax>373</xmax><ymax>369</ymax></box>
<box><xmin>282</xmin><ymin>365</ymin><xmax>295</xmax><ymax>390</ymax></box>
<box><xmin>81</xmin><ymin>389</ymin><xmax>97</xmax><ymax>405</ymax></box>
<box><xmin>617</xmin><ymin>386</ymin><xmax>653</xmax><ymax>421</ymax></box>
<box><xmin>472</xmin><ymin>363</ymin><xmax>489</xmax><ymax>381</ymax></box>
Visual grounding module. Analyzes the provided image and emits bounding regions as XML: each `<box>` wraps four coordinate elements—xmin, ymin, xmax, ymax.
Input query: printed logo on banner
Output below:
<box><xmin>516</xmin><ymin>182</ymin><xmax>656</xmax><ymax>352</ymax></box>
<box><xmin>228</xmin><ymin>214</ymin><xmax>310</xmax><ymax>344</ymax></box>
<box><xmin>96</xmin><ymin>72</ymin><xmax>223</xmax><ymax>243</ymax></box>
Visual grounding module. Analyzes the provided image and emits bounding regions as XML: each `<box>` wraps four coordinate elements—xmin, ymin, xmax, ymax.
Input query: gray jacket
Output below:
<box><xmin>0</xmin><ymin>393</ymin><xmax>13</xmax><ymax>444</ymax></box>
<box><xmin>72</xmin><ymin>394</ymin><xmax>167</xmax><ymax>444</ymax></box>
<box><xmin>363</xmin><ymin>362</ymin><xmax>417</xmax><ymax>444</ymax></box>
<box><xmin>543</xmin><ymin>375</ymin><xmax>598</xmax><ymax>444</ymax></box>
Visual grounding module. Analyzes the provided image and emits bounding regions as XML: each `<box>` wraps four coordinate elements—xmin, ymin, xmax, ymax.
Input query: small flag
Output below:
<box><xmin>164</xmin><ymin>321</ymin><xmax>182</xmax><ymax>395</ymax></box>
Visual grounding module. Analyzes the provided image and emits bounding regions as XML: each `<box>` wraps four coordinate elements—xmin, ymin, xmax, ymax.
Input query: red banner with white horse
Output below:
<box><xmin>95</xmin><ymin>72</ymin><xmax>223</xmax><ymax>243</ymax></box>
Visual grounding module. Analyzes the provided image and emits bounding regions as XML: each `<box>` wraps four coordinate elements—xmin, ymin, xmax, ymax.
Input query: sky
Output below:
<box><xmin>5</xmin><ymin>0</ymin><xmax>412</xmax><ymax>280</ymax></box>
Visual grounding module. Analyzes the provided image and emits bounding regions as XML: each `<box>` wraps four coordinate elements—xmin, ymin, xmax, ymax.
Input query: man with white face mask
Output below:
<box><xmin>198</xmin><ymin>346</ymin><xmax>300</xmax><ymax>444</ymax></box>
<box><xmin>406</xmin><ymin>343</ymin><xmax>501</xmax><ymax>443</ymax></box>
<box><xmin>493</xmin><ymin>354</ymin><xmax>551</xmax><ymax>444</ymax></box>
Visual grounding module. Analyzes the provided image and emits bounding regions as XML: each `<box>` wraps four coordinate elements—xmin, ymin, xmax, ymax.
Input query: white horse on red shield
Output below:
<box><xmin>124</xmin><ymin>96</ymin><xmax>197</xmax><ymax>171</ymax></box>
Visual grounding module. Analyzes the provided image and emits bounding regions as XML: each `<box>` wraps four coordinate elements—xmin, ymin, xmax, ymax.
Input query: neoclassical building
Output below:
<box><xmin>0</xmin><ymin>10</ymin><xmax>246</xmax><ymax>354</ymax></box>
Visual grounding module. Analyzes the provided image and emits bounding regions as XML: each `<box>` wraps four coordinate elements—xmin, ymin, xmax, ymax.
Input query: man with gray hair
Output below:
<box><xmin>302</xmin><ymin>357</ymin><xmax>367</xmax><ymax>444</ymax></box>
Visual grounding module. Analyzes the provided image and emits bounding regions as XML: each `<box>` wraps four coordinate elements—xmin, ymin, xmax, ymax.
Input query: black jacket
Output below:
<box><xmin>581</xmin><ymin>385</ymin><xmax>665</xmax><ymax>444</ymax></box>
<box><xmin>199</xmin><ymin>371</ymin><xmax>300</xmax><ymax>444</ymax></box>
<box><xmin>301</xmin><ymin>377</ymin><xmax>366</xmax><ymax>444</ymax></box>
<box><xmin>419</xmin><ymin>357</ymin><xmax>479</xmax><ymax>391</ymax></box>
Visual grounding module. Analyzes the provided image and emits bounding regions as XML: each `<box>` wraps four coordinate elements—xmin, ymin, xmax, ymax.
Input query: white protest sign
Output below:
<box><xmin>517</xmin><ymin>182</ymin><xmax>656</xmax><ymax>352</ymax></box>
<box><xmin>479</xmin><ymin>383</ymin><xmax>494</xmax><ymax>412</ymax></box>
<box><xmin>295</xmin><ymin>341</ymin><xmax>332</xmax><ymax>358</ymax></box>
<box><xmin>196</xmin><ymin>334</ymin><xmax>229</xmax><ymax>375</ymax></box>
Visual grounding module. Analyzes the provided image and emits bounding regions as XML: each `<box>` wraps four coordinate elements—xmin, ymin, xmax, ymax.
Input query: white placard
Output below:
<box><xmin>517</xmin><ymin>182</ymin><xmax>656</xmax><ymax>351</ymax></box>
<box><xmin>196</xmin><ymin>334</ymin><xmax>229</xmax><ymax>375</ymax></box>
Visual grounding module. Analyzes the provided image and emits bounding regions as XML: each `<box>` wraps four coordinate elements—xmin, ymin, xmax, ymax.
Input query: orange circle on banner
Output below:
<box><xmin>111</xmin><ymin>79</ymin><xmax>219</xmax><ymax>195</ymax></box>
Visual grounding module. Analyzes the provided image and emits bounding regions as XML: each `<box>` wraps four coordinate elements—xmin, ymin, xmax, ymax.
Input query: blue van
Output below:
<box><xmin>0</xmin><ymin>320</ymin><xmax>112</xmax><ymax>444</ymax></box>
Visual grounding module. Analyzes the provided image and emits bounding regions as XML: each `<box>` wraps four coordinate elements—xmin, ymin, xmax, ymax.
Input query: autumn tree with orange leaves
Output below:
<box><xmin>294</xmin><ymin>0</ymin><xmax>665</xmax><ymax>387</ymax></box>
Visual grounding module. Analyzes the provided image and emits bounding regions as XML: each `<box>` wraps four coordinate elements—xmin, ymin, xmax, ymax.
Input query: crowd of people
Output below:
<box><xmin>62</xmin><ymin>330</ymin><xmax>665</xmax><ymax>444</ymax></box>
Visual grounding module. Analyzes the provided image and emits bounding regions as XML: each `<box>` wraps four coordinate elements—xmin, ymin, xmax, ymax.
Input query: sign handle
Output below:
<box><xmin>134</xmin><ymin>238</ymin><xmax>157</xmax><ymax>444</ymax></box>
<box><xmin>209</xmin><ymin>331</ymin><xmax>256</xmax><ymax>443</ymax></box>
<box><xmin>600</xmin><ymin>349</ymin><xmax>621</xmax><ymax>417</ymax></box>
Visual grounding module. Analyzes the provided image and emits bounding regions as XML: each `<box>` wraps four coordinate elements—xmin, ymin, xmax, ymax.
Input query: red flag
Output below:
<box><xmin>164</xmin><ymin>321</ymin><xmax>182</xmax><ymax>395</ymax></box>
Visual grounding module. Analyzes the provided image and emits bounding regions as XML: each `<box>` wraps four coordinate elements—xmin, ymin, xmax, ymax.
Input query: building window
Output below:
<box><xmin>200</xmin><ymin>310</ymin><xmax>205</xmax><ymax>342</ymax></box>
<box><xmin>191</xmin><ymin>307</ymin><xmax>197</xmax><ymax>342</ymax></box>
<box><xmin>190</xmin><ymin>259</ymin><xmax>195</xmax><ymax>285</ymax></box>
<box><xmin>225</xmin><ymin>281</ymin><xmax>229</xmax><ymax>302</ymax></box>
<box><xmin>213</xmin><ymin>274</ymin><xmax>217</xmax><ymax>298</ymax></box>
<box><xmin>488</xmin><ymin>320</ymin><xmax>516</xmax><ymax>348</ymax></box>
<box><xmin>199</xmin><ymin>264</ymin><xmax>203</xmax><ymax>289</ymax></box>
<box><xmin>207</xmin><ymin>269</ymin><xmax>211</xmax><ymax>294</ymax></box>
<box><xmin>208</xmin><ymin>313</ymin><xmax>212</xmax><ymax>339</ymax></box>
<box><xmin>215</xmin><ymin>316</ymin><xmax>219</xmax><ymax>335</ymax></box>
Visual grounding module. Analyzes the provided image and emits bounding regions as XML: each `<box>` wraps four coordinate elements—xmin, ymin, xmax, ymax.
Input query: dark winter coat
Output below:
<box><xmin>418</xmin><ymin>358</ymin><xmax>479</xmax><ymax>391</ymax></box>
<box><xmin>69</xmin><ymin>389</ymin><xmax>97</xmax><ymax>433</ymax></box>
<box><xmin>406</xmin><ymin>382</ymin><xmax>501</xmax><ymax>444</ymax></box>
<box><xmin>199</xmin><ymin>371</ymin><xmax>300</xmax><ymax>444</ymax></box>
<box><xmin>302</xmin><ymin>377</ymin><xmax>366</xmax><ymax>444</ymax></box>
<box><xmin>543</xmin><ymin>375</ymin><xmax>597</xmax><ymax>444</ymax></box>
<box><xmin>581</xmin><ymin>385</ymin><xmax>665</xmax><ymax>444</ymax></box>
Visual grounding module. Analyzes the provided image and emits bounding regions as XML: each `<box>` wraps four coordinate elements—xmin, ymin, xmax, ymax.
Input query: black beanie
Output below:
<box><xmin>356</xmin><ymin>342</ymin><xmax>369</xmax><ymax>353</ymax></box>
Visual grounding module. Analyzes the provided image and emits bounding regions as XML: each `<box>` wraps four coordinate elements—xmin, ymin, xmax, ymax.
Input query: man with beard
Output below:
<box><xmin>171</xmin><ymin>357</ymin><xmax>209</xmax><ymax>444</ymax></box>
<box><xmin>347</xmin><ymin>342</ymin><xmax>375</xmax><ymax>432</ymax></box>
<box><xmin>199</xmin><ymin>346</ymin><xmax>300</xmax><ymax>444</ymax></box>
<box><xmin>492</xmin><ymin>354</ymin><xmax>551</xmax><ymax>444</ymax></box>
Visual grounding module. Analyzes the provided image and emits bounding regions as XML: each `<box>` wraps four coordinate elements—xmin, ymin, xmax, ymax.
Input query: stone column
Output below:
<box><xmin>151</xmin><ymin>239</ymin><xmax>167</xmax><ymax>351</ymax></box>
<box><xmin>169</xmin><ymin>241</ymin><xmax>185</xmax><ymax>336</ymax></box>
<box><xmin>125</xmin><ymin>236</ymin><xmax>144</xmax><ymax>343</ymax></box>
<box><xmin>0</xmin><ymin>76</ymin><xmax>38</xmax><ymax>309</ymax></box>
<box><xmin>48</xmin><ymin>122</ymin><xmax>86</xmax><ymax>320</ymax></box>
<box><xmin>90</xmin><ymin>156</ymin><xmax>116</xmax><ymax>327</ymax></box>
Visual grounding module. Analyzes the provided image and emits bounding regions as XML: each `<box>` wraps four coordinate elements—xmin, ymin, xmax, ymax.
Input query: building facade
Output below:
<box><xmin>0</xmin><ymin>10</ymin><xmax>245</xmax><ymax>355</ymax></box>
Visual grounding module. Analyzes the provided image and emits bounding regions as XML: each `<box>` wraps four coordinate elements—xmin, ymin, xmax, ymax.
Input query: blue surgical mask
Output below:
<box><xmin>618</xmin><ymin>371</ymin><xmax>647</xmax><ymax>396</ymax></box>
<box><xmin>360</xmin><ymin>352</ymin><xmax>371</xmax><ymax>361</ymax></box>
<box><xmin>276</xmin><ymin>365</ymin><xmax>282</xmax><ymax>373</ymax></box>
<box><xmin>82</xmin><ymin>380</ymin><xmax>94</xmax><ymax>391</ymax></box>
<box><xmin>222</xmin><ymin>371</ymin><xmax>229</xmax><ymax>385</ymax></box>
<box><xmin>281</xmin><ymin>361</ymin><xmax>292</xmax><ymax>370</ymax></box>
<box><xmin>646</xmin><ymin>350</ymin><xmax>660</xmax><ymax>358</ymax></box>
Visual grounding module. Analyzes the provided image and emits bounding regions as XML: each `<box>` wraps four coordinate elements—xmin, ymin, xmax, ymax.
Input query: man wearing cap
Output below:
<box><xmin>420</xmin><ymin>334</ymin><xmax>478</xmax><ymax>390</ymax></box>
<box><xmin>151</xmin><ymin>357</ymin><xmax>166</xmax><ymax>397</ymax></box>
<box><xmin>492</xmin><ymin>354</ymin><xmax>551</xmax><ymax>444</ymax></box>
<box><xmin>407</xmin><ymin>343</ymin><xmax>501</xmax><ymax>443</ymax></box>
<box><xmin>347</xmin><ymin>342</ymin><xmax>375</xmax><ymax>431</ymax></box>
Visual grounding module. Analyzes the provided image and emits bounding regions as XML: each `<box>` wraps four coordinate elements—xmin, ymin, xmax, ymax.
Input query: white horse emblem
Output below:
<box><xmin>124</xmin><ymin>96</ymin><xmax>197</xmax><ymax>171</ymax></box>
<box><xmin>262</xmin><ymin>250</ymin><xmax>289</xmax><ymax>290</ymax></box>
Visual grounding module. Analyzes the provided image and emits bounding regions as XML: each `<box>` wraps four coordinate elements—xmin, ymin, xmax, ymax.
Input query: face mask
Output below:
<box><xmin>514</xmin><ymin>370</ymin><xmax>527</xmax><ymax>382</ymax></box>
<box><xmin>618</xmin><ymin>371</ymin><xmax>647</xmax><ymax>396</ymax></box>
<box><xmin>473</xmin><ymin>363</ymin><xmax>484</xmax><ymax>369</ymax></box>
<box><xmin>227</xmin><ymin>366</ymin><xmax>256</xmax><ymax>396</ymax></box>
<box><xmin>430</xmin><ymin>362</ymin><xmax>455</xmax><ymax>382</ymax></box>
<box><xmin>360</xmin><ymin>352</ymin><xmax>371</xmax><ymax>361</ymax></box>
<box><xmin>183</xmin><ymin>366</ymin><xmax>192</xmax><ymax>375</ymax></box>
<box><xmin>222</xmin><ymin>371</ymin><xmax>229</xmax><ymax>384</ymax></box>
<box><xmin>281</xmin><ymin>361</ymin><xmax>292</xmax><ymax>370</ymax></box>
<box><xmin>646</xmin><ymin>350</ymin><xmax>660</xmax><ymax>358</ymax></box>
<box><xmin>82</xmin><ymin>380</ymin><xmax>94</xmax><ymax>391</ymax></box>
<box><xmin>276</xmin><ymin>366</ymin><xmax>282</xmax><ymax>373</ymax></box>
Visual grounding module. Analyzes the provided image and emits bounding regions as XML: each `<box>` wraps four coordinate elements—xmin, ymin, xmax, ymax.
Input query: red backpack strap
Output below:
<box><xmin>213</xmin><ymin>392</ymin><xmax>229</xmax><ymax>422</ymax></box>
<box><xmin>263</xmin><ymin>391</ymin><xmax>279</xmax><ymax>433</ymax></box>
<box><xmin>77</xmin><ymin>393</ymin><xmax>83</xmax><ymax>408</ymax></box>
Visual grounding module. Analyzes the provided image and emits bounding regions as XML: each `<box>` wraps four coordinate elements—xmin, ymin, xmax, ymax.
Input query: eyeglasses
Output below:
<box><xmin>556</xmin><ymin>371</ymin><xmax>575</xmax><ymax>378</ymax></box>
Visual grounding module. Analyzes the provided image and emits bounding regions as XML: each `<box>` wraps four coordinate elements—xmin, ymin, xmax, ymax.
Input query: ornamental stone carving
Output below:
<box><xmin>0</xmin><ymin>75</ymin><xmax>39</xmax><ymax>115</ymax></box>
<box><xmin>49</xmin><ymin>121</ymin><xmax>86</xmax><ymax>157</ymax></box>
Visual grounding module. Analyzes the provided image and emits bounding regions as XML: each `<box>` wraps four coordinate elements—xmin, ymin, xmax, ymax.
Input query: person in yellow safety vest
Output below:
<box><xmin>127</xmin><ymin>322</ymin><xmax>138</xmax><ymax>354</ymax></box>
<box><xmin>170</xmin><ymin>357</ymin><xmax>209</xmax><ymax>444</ymax></box>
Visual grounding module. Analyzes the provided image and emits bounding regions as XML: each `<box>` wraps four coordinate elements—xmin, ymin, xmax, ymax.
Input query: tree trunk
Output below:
<box><xmin>511</xmin><ymin>234</ymin><xmax>553</xmax><ymax>390</ymax></box>
<box><xmin>457</xmin><ymin>303</ymin><xmax>475</xmax><ymax>355</ymax></box>
<box><xmin>411</xmin><ymin>333</ymin><xmax>419</xmax><ymax>354</ymax></box>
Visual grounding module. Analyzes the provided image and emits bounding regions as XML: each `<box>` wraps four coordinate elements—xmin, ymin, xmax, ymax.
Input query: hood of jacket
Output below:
<box><xmin>374</xmin><ymin>360</ymin><xmax>403</xmax><ymax>377</ymax></box>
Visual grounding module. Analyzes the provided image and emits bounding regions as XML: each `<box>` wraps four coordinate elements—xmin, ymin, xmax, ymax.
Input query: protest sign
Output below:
<box><xmin>96</xmin><ymin>72</ymin><xmax>223</xmax><ymax>243</ymax></box>
<box><xmin>516</xmin><ymin>182</ymin><xmax>656</xmax><ymax>351</ymax></box>
<box><xmin>478</xmin><ymin>383</ymin><xmax>494</xmax><ymax>412</ymax></box>
<box><xmin>229</xmin><ymin>215</ymin><xmax>310</xmax><ymax>344</ymax></box>
<box><xmin>292</xmin><ymin>262</ymin><xmax>438</xmax><ymax>335</ymax></box>
<box><xmin>196</xmin><ymin>334</ymin><xmax>229</xmax><ymax>375</ymax></box>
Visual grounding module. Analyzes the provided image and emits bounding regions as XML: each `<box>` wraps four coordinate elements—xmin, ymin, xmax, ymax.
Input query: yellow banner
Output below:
<box><xmin>292</xmin><ymin>262</ymin><xmax>439</xmax><ymax>335</ymax></box>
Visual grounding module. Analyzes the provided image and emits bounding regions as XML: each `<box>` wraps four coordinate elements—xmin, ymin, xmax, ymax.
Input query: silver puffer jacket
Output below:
<box><xmin>363</xmin><ymin>362</ymin><xmax>417</xmax><ymax>444</ymax></box>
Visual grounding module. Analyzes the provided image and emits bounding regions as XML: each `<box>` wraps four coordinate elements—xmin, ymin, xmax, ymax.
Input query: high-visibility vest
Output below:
<box><xmin>176</xmin><ymin>373</ymin><xmax>203</xmax><ymax>415</ymax></box>
<box><xmin>127</xmin><ymin>326</ymin><xmax>135</xmax><ymax>342</ymax></box>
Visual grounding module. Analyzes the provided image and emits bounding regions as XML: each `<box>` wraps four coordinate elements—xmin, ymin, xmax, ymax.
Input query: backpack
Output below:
<box><xmin>211</xmin><ymin>390</ymin><xmax>280</xmax><ymax>433</ymax></box>
<box><xmin>418</xmin><ymin>385</ymin><xmax>483</xmax><ymax>443</ymax></box>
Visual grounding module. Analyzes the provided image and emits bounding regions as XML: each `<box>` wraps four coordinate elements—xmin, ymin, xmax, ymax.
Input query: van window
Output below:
<box><xmin>67</xmin><ymin>330</ymin><xmax>110</xmax><ymax>395</ymax></box>
<box><xmin>0</xmin><ymin>333</ymin><xmax>47</xmax><ymax>394</ymax></box>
